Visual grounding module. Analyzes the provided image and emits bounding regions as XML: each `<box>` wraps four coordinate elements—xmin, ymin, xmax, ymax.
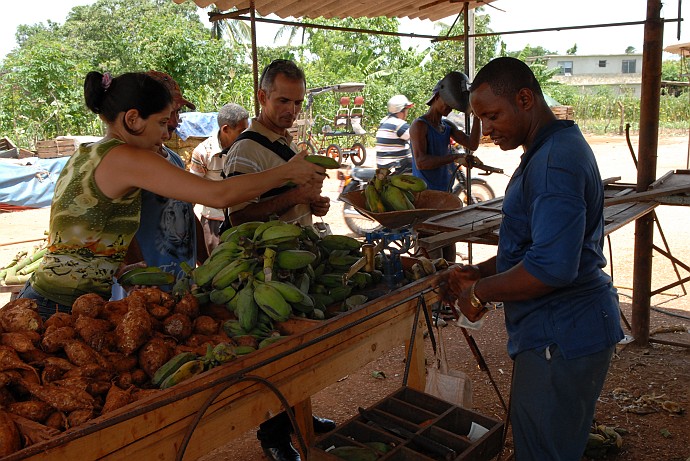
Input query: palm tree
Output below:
<box><xmin>209</xmin><ymin>6</ymin><xmax>251</xmax><ymax>47</ymax></box>
<box><xmin>274</xmin><ymin>19</ymin><xmax>308</xmax><ymax>46</ymax></box>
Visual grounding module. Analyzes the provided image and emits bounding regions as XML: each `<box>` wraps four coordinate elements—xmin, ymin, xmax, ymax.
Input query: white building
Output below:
<box><xmin>538</xmin><ymin>54</ymin><xmax>643</xmax><ymax>97</ymax></box>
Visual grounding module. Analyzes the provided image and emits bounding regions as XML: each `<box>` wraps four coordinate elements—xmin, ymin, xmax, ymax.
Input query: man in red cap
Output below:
<box><xmin>113</xmin><ymin>71</ymin><xmax>207</xmax><ymax>298</ymax></box>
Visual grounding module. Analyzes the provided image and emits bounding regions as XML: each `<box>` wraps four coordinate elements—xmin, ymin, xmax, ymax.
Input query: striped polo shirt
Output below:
<box><xmin>375</xmin><ymin>115</ymin><xmax>411</xmax><ymax>160</ymax></box>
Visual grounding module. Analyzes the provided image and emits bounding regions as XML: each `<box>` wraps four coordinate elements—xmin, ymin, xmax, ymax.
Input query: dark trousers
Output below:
<box><xmin>510</xmin><ymin>344</ymin><xmax>615</xmax><ymax>461</ymax></box>
<box><xmin>257</xmin><ymin>411</ymin><xmax>293</xmax><ymax>446</ymax></box>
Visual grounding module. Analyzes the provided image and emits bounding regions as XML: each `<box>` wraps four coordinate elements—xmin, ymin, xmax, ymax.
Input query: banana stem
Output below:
<box><xmin>12</xmin><ymin>247</ymin><xmax>46</xmax><ymax>273</ymax></box>
<box><xmin>18</xmin><ymin>258</ymin><xmax>42</xmax><ymax>275</ymax></box>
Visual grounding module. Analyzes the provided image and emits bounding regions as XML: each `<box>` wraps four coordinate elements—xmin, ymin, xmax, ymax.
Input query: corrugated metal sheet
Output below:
<box><xmin>173</xmin><ymin>0</ymin><xmax>493</xmax><ymax>21</ymax></box>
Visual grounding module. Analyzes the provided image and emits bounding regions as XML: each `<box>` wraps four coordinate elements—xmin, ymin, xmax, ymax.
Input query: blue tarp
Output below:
<box><xmin>176</xmin><ymin>112</ymin><xmax>218</xmax><ymax>140</ymax></box>
<box><xmin>0</xmin><ymin>115</ymin><xmax>218</xmax><ymax>209</ymax></box>
<box><xmin>0</xmin><ymin>157</ymin><xmax>70</xmax><ymax>208</ymax></box>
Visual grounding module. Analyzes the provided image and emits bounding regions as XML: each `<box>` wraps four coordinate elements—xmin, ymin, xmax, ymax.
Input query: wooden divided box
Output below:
<box><xmin>311</xmin><ymin>387</ymin><xmax>504</xmax><ymax>461</ymax></box>
<box><xmin>36</xmin><ymin>138</ymin><xmax>79</xmax><ymax>158</ymax></box>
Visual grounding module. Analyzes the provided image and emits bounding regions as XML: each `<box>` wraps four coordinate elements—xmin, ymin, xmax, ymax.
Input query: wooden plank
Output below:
<box><xmin>603</xmin><ymin>202</ymin><xmax>657</xmax><ymax>235</ymax></box>
<box><xmin>418</xmin><ymin>217</ymin><xmax>502</xmax><ymax>250</ymax></box>
<box><xmin>649</xmin><ymin>169</ymin><xmax>690</xmax><ymax>189</ymax></box>
<box><xmin>417</xmin><ymin>178</ymin><xmax>667</xmax><ymax>249</ymax></box>
<box><xmin>604</xmin><ymin>182</ymin><xmax>690</xmax><ymax>205</ymax></box>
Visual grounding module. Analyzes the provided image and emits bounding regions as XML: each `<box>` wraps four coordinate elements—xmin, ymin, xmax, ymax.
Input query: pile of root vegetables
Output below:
<box><xmin>0</xmin><ymin>287</ymin><xmax>248</xmax><ymax>456</ymax></box>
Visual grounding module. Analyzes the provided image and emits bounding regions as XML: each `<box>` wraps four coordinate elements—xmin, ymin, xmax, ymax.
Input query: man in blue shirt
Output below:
<box><xmin>444</xmin><ymin>57</ymin><xmax>623</xmax><ymax>461</ymax></box>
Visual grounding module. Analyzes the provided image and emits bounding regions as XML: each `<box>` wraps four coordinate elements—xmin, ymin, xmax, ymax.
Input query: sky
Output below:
<box><xmin>1</xmin><ymin>0</ymin><xmax>688</xmax><ymax>60</ymax></box>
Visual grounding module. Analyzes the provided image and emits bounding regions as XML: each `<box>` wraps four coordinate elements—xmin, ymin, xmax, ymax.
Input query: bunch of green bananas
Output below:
<box><xmin>190</xmin><ymin>220</ymin><xmax>380</xmax><ymax>323</ymax></box>
<box><xmin>364</xmin><ymin>169</ymin><xmax>427</xmax><ymax>213</ymax></box>
<box><xmin>152</xmin><ymin>342</ymin><xmax>259</xmax><ymax>389</ymax></box>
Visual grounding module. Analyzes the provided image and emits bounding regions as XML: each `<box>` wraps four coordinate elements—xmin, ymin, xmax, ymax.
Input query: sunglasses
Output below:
<box><xmin>259</xmin><ymin>59</ymin><xmax>293</xmax><ymax>88</ymax></box>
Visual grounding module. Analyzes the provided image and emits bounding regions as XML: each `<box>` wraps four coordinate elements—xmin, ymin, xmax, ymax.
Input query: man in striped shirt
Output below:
<box><xmin>375</xmin><ymin>94</ymin><xmax>414</xmax><ymax>168</ymax></box>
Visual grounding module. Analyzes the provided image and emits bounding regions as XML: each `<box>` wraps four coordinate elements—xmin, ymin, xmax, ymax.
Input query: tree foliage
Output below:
<box><xmin>0</xmin><ymin>0</ymin><xmax>249</xmax><ymax>146</ymax></box>
<box><xmin>1</xmin><ymin>0</ymin><xmax>683</xmax><ymax>150</ymax></box>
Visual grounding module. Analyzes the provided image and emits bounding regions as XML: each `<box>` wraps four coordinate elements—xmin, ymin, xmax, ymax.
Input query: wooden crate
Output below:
<box><xmin>36</xmin><ymin>138</ymin><xmax>78</xmax><ymax>158</ymax></box>
<box><xmin>0</xmin><ymin>137</ymin><xmax>34</xmax><ymax>159</ymax></box>
<box><xmin>7</xmin><ymin>272</ymin><xmax>443</xmax><ymax>460</ymax></box>
<box><xmin>551</xmin><ymin>105</ymin><xmax>574</xmax><ymax>120</ymax></box>
<box><xmin>164</xmin><ymin>133</ymin><xmax>206</xmax><ymax>165</ymax></box>
<box><xmin>311</xmin><ymin>387</ymin><xmax>504</xmax><ymax>460</ymax></box>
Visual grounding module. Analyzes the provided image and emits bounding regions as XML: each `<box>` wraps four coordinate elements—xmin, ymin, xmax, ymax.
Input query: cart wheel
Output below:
<box><xmin>326</xmin><ymin>144</ymin><xmax>343</xmax><ymax>166</ymax></box>
<box><xmin>350</xmin><ymin>143</ymin><xmax>366</xmax><ymax>166</ymax></box>
<box><xmin>296</xmin><ymin>141</ymin><xmax>316</xmax><ymax>155</ymax></box>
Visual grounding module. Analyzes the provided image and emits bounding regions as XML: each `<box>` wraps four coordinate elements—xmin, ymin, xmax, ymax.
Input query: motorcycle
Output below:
<box><xmin>338</xmin><ymin>153</ymin><xmax>502</xmax><ymax>236</ymax></box>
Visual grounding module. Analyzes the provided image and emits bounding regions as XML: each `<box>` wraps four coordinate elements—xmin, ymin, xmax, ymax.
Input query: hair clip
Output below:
<box><xmin>102</xmin><ymin>72</ymin><xmax>112</xmax><ymax>91</ymax></box>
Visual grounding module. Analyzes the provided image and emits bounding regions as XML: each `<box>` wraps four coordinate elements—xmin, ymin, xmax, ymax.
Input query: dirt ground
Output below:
<box><xmin>1</xmin><ymin>134</ymin><xmax>688</xmax><ymax>460</ymax></box>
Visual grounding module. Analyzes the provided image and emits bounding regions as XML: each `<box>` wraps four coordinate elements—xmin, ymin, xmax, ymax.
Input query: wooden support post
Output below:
<box><xmin>632</xmin><ymin>0</ymin><xmax>663</xmax><ymax>346</ymax></box>
<box><xmin>250</xmin><ymin>0</ymin><xmax>259</xmax><ymax>117</ymax></box>
<box><xmin>293</xmin><ymin>398</ymin><xmax>314</xmax><ymax>457</ymax></box>
<box><xmin>404</xmin><ymin>316</ymin><xmax>427</xmax><ymax>391</ymax></box>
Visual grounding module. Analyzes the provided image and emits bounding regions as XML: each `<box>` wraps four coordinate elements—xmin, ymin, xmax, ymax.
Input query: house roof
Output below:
<box><xmin>664</xmin><ymin>42</ymin><xmax>690</xmax><ymax>57</ymax></box>
<box><xmin>172</xmin><ymin>0</ymin><xmax>493</xmax><ymax>22</ymax></box>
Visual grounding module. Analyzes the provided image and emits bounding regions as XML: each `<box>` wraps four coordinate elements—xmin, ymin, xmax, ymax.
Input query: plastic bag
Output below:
<box><xmin>424</xmin><ymin>326</ymin><xmax>472</xmax><ymax>408</ymax></box>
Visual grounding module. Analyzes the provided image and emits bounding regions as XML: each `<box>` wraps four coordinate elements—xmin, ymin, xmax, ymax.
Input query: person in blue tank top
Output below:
<box><xmin>410</xmin><ymin>73</ymin><xmax>481</xmax><ymax>192</ymax></box>
<box><xmin>443</xmin><ymin>57</ymin><xmax>624</xmax><ymax>461</ymax></box>
<box><xmin>111</xmin><ymin>71</ymin><xmax>209</xmax><ymax>300</ymax></box>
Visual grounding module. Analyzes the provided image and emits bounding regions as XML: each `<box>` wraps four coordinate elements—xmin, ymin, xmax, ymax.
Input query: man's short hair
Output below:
<box><xmin>259</xmin><ymin>59</ymin><xmax>306</xmax><ymax>94</ymax></box>
<box><xmin>471</xmin><ymin>57</ymin><xmax>544</xmax><ymax>101</ymax></box>
<box><xmin>217</xmin><ymin>103</ymin><xmax>249</xmax><ymax>128</ymax></box>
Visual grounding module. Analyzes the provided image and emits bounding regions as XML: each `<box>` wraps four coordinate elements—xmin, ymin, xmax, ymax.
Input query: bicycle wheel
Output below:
<box><xmin>326</xmin><ymin>144</ymin><xmax>343</xmax><ymax>166</ymax></box>
<box><xmin>350</xmin><ymin>143</ymin><xmax>367</xmax><ymax>166</ymax></box>
<box><xmin>459</xmin><ymin>179</ymin><xmax>495</xmax><ymax>205</ymax></box>
<box><xmin>342</xmin><ymin>203</ymin><xmax>382</xmax><ymax>236</ymax></box>
<box><xmin>296</xmin><ymin>141</ymin><xmax>316</xmax><ymax>155</ymax></box>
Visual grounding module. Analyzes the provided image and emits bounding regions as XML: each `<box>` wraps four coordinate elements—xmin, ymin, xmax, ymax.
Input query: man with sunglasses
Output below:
<box><xmin>224</xmin><ymin>59</ymin><xmax>329</xmax><ymax>229</ymax></box>
<box><xmin>223</xmin><ymin>59</ymin><xmax>334</xmax><ymax>461</ymax></box>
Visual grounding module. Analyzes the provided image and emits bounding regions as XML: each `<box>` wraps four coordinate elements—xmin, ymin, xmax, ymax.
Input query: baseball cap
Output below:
<box><xmin>387</xmin><ymin>94</ymin><xmax>414</xmax><ymax>114</ymax></box>
<box><xmin>146</xmin><ymin>70</ymin><xmax>196</xmax><ymax>111</ymax></box>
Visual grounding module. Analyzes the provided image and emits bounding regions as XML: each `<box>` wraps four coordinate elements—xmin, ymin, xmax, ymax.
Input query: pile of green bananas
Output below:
<box><xmin>190</xmin><ymin>220</ymin><xmax>381</xmax><ymax>324</ymax></box>
<box><xmin>364</xmin><ymin>169</ymin><xmax>427</xmax><ymax>213</ymax></box>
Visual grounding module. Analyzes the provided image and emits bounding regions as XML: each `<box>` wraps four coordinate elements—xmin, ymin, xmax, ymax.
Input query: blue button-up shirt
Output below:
<box><xmin>498</xmin><ymin>120</ymin><xmax>624</xmax><ymax>359</ymax></box>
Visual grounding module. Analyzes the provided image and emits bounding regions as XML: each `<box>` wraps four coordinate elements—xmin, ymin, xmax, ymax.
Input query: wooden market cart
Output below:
<box><xmin>4</xmin><ymin>273</ymin><xmax>444</xmax><ymax>460</ymax></box>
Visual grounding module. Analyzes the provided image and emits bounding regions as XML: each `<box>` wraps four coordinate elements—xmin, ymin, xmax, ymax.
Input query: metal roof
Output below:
<box><xmin>664</xmin><ymin>42</ymin><xmax>690</xmax><ymax>57</ymax></box>
<box><xmin>173</xmin><ymin>0</ymin><xmax>493</xmax><ymax>22</ymax></box>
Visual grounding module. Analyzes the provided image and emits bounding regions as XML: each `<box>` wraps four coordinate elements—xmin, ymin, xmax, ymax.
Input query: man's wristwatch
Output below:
<box><xmin>469</xmin><ymin>280</ymin><xmax>485</xmax><ymax>309</ymax></box>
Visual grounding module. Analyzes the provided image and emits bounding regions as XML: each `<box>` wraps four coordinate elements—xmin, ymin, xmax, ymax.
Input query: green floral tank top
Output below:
<box><xmin>31</xmin><ymin>139</ymin><xmax>141</xmax><ymax>306</ymax></box>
